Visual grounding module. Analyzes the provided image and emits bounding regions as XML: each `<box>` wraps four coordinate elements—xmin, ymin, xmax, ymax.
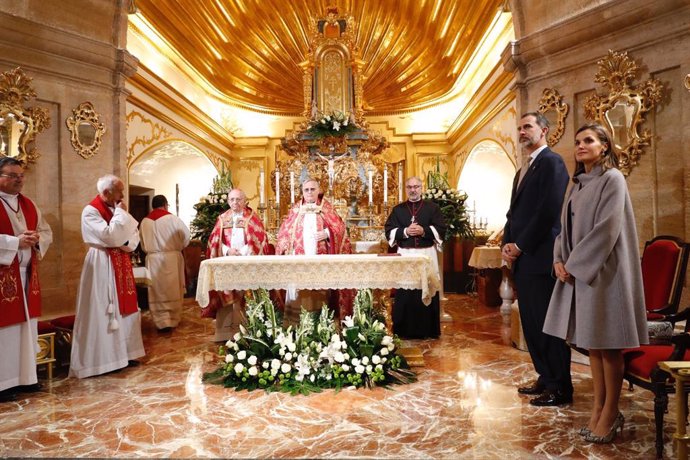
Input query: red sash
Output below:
<box><xmin>0</xmin><ymin>194</ymin><xmax>41</xmax><ymax>328</ymax></box>
<box><xmin>145</xmin><ymin>208</ymin><xmax>171</xmax><ymax>221</ymax></box>
<box><xmin>89</xmin><ymin>196</ymin><xmax>138</xmax><ymax>316</ymax></box>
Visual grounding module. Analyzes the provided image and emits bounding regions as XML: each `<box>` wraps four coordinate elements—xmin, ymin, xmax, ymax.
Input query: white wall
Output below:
<box><xmin>457</xmin><ymin>140</ymin><xmax>515</xmax><ymax>234</ymax></box>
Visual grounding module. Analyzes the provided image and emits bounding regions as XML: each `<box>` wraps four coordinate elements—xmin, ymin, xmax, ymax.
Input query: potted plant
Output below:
<box><xmin>190</xmin><ymin>167</ymin><xmax>233</xmax><ymax>249</ymax></box>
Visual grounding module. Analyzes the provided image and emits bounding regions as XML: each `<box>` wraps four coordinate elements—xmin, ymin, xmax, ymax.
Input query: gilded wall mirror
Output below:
<box><xmin>0</xmin><ymin>67</ymin><xmax>51</xmax><ymax>167</ymax></box>
<box><xmin>584</xmin><ymin>50</ymin><xmax>664</xmax><ymax>176</ymax></box>
<box><xmin>66</xmin><ymin>102</ymin><xmax>106</xmax><ymax>159</ymax></box>
<box><xmin>537</xmin><ymin>88</ymin><xmax>568</xmax><ymax>146</ymax></box>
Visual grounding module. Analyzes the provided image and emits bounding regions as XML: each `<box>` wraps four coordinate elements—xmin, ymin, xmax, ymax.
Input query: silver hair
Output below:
<box><xmin>405</xmin><ymin>176</ymin><xmax>423</xmax><ymax>185</ymax></box>
<box><xmin>96</xmin><ymin>174</ymin><xmax>122</xmax><ymax>194</ymax></box>
<box><xmin>227</xmin><ymin>188</ymin><xmax>246</xmax><ymax>200</ymax></box>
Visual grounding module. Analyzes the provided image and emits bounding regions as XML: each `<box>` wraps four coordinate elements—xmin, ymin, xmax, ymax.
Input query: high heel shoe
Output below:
<box><xmin>577</xmin><ymin>426</ymin><xmax>591</xmax><ymax>437</ymax></box>
<box><xmin>584</xmin><ymin>412</ymin><xmax>625</xmax><ymax>444</ymax></box>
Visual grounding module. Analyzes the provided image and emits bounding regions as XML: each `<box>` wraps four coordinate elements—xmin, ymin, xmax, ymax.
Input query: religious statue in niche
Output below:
<box><xmin>275</xmin><ymin>6</ymin><xmax>394</xmax><ymax>239</ymax></box>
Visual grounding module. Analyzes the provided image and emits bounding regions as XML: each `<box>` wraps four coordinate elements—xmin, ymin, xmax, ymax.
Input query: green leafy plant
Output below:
<box><xmin>424</xmin><ymin>168</ymin><xmax>474</xmax><ymax>241</ymax></box>
<box><xmin>190</xmin><ymin>167</ymin><xmax>233</xmax><ymax>248</ymax></box>
<box><xmin>306</xmin><ymin>110</ymin><xmax>359</xmax><ymax>139</ymax></box>
<box><xmin>202</xmin><ymin>288</ymin><xmax>415</xmax><ymax>395</ymax></box>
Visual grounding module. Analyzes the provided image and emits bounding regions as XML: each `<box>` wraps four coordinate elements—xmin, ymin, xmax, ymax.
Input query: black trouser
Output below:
<box><xmin>514</xmin><ymin>272</ymin><xmax>572</xmax><ymax>394</ymax></box>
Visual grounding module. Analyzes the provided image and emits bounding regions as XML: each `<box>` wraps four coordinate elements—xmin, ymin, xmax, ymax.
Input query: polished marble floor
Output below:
<box><xmin>0</xmin><ymin>294</ymin><xmax>673</xmax><ymax>458</ymax></box>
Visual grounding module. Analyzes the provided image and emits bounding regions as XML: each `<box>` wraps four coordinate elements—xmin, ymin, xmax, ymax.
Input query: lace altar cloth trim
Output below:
<box><xmin>196</xmin><ymin>254</ymin><xmax>440</xmax><ymax>307</ymax></box>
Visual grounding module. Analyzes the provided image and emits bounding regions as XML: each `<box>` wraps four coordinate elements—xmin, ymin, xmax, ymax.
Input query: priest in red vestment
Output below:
<box><xmin>0</xmin><ymin>157</ymin><xmax>52</xmax><ymax>402</ymax></box>
<box><xmin>276</xmin><ymin>178</ymin><xmax>352</xmax><ymax>323</ymax></box>
<box><xmin>201</xmin><ymin>188</ymin><xmax>269</xmax><ymax>341</ymax></box>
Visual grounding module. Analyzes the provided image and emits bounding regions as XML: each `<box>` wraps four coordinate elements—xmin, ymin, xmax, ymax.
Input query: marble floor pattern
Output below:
<box><xmin>0</xmin><ymin>294</ymin><xmax>674</xmax><ymax>459</ymax></box>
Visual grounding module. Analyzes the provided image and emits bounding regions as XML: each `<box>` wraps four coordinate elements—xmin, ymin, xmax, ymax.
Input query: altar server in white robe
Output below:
<box><xmin>0</xmin><ymin>158</ymin><xmax>52</xmax><ymax>402</ymax></box>
<box><xmin>139</xmin><ymin>194</ymin><xmax>190</xmax><ymax>332</ymax></box>
<box><xmin>70</xmin><ymin>174</ymin><xmax>145</xmax><ymax>379</ymax></box>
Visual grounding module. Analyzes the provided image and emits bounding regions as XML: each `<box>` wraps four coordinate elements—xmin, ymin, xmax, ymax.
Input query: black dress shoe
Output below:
<box><xmin>157</xmin><ymin>327</ymin><xmax>173</xmax><ymax>333</ymax></box>
<box><xmin>127</xmin><ymin>360</ymin><xmax>140</xmax><ymax>367</ymax></box>
<box><xmin>517</xmin><ymin>381</ymin><xmax>545</xmax><ymax>395</ymax></box>
<box><xmin>529</xmin><ymin>390</ymin><xmax>573</xmax><ymax>406</ymax></box>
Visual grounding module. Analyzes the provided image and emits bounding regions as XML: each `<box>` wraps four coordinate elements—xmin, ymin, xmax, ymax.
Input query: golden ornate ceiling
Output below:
<box><xmin>134</xmin><ymin>0</ymin><xmax>505</xmax><ymax>115</ymax></box>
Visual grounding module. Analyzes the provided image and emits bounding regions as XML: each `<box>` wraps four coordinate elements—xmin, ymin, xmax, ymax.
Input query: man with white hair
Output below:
<box><xmin>70</xmin><ymin>174</ymin><xmax>145</xmax><ymax>378</ymax></box>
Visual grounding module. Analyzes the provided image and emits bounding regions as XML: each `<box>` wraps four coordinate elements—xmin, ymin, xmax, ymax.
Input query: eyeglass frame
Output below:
<box><xmin>0</xmin><ymin>173</ymin><xmax>25</xmax><ymax>180</ymax></box>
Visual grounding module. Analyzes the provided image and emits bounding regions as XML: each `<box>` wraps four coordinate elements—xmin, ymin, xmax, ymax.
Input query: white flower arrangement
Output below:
<box><xmin>306</xmin><ymin>110</ymin><xmax>358</xmax><ymax>139</ymax></box>
<box><xmin>203</xmin><ymin>289</ymin><xmax>415</xmax><ymax>394</ymax></box>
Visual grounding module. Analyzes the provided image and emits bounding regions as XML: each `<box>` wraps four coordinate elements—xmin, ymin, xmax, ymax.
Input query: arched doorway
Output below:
<box><xmin>457</xmin><ymin>140</ymin><xmax>515</xmax><ymax>234</ymax></box>
<box><xmin>129</xmin><ymin>140</ymin><xmax>218</xmax><ymax>228</ymax></box>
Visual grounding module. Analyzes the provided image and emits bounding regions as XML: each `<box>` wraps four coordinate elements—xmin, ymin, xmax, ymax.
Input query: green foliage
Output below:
<box><xmin>424</xmin><ymin>168</ymin><xmax>474</xmax><ymax>241</ymax></box>
<box><xmin>202</xmin><ymin>288</ymin><xmax>416</xmax><ymax>395</ymax></box>
<box><xmin>189</xmin><ymin>167</ymin><xmax>233</xmax><ymax>248</ymax></box>
<box><xmin>306</xmin><ymin>110</ymin><xmax>358</xmax><ymax>139</ymax></box>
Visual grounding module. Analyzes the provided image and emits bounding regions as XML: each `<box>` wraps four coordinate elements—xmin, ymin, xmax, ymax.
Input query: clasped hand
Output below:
<box><xmin>18</xmin><ymin>230</ymin><xmax>38</xmax><ymax>249</ymax></box>
<box><xmin>553</xmin><ymin>261</ymin><xmax>572</xmax><ymax>283</ymax></box>
<box><xmin>501</xmin><ymin>243</ymin><xmax>521</xmax><ymax>263</ymax></box>
<box><xmin>407</xmin><ymin>223</ymin><xmax>424</xmax><ymax>237</ymax></box>
<box><xmin>315</xmin><ymin>230</ymin><xmax>328</xmax><ymax>242</ymax></box>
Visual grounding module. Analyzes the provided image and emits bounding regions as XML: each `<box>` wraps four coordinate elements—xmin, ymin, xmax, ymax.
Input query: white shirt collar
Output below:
<box><xmin>529</xmin><ymin>144</ymin><xmax>549</xmax><ymax>164</ymax></box>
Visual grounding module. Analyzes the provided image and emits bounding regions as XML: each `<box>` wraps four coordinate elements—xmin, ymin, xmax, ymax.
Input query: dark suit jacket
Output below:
<box><xmin>503</xmin><ymin>147</ymin><xmax>569</xmax><ymax>275</ymax></box>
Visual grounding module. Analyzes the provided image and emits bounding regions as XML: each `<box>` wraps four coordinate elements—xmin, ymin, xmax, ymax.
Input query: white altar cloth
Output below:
<box><xmin>196</xmin><ymin>254</ymin><xmax>440</xmax><ymax>308</ymax></box>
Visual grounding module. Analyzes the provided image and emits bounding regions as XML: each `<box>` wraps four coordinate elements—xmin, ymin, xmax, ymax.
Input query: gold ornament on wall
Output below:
<box><xmin>0</xmin><ymin>67</ymin><xmax>51</xmax><ymax>167</ymax></box>
<box><xmin>66</xmin><ymin>102</ymin><xmax>106</xmax><ymax>159</ymax></box>
<box><xmin>537</xmin><ymin>88</ymin><xmax>568</xmax><ymax>147</ymax></box>
<box><xmin>583</xmin><ymin>50</ymin><xmax>664</xmax><ymax>176</ymax></box>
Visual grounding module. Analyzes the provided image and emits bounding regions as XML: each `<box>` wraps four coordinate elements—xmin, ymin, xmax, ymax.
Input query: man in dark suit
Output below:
<box><xmin>502</xmin><ymin>112</ymin><xmax>571</xmax><ymax>406</ymax></box>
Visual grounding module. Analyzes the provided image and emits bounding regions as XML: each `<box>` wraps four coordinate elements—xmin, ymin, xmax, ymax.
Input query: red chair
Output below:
<box><xmin>622</xmin><ymin>235</ymin><xmax>690</xmax><ymax>459</ymax></box>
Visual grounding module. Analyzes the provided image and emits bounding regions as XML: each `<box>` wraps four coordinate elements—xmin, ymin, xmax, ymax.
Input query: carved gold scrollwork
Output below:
<box><xmin>583</xmin><ymin>50</ymin><xmax>664</xmax><ymax>176</ymax></box>
<box><xmin>0</xmin><ymin>67</ymin><xmax>51</xmax><ymax>167</ymax></box>
<box><xmin>537</xmin><ymin>88</ymin><xmax>568</xmax><ymax>147</ymax></box>
<box><xmin>66</xmin><ymin>102</ymin><xmax>106</xmax><ymax>159</ymax></box>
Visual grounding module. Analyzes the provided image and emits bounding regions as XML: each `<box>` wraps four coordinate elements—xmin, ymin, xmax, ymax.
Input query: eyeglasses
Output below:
<box><xmin>0</xmin><ymin>173</ymin><xmax>25</xmax><ymax>180</ymax></box>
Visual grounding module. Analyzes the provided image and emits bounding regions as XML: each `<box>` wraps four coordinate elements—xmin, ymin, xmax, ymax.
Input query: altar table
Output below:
<box><xmin>196</xmin><ymin>254</ymin><xmax>440</xmax><ymax>308</ymax></box>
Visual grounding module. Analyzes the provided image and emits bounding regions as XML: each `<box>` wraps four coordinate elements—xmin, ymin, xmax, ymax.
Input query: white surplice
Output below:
<box><xmin>0</xmin><ymin>192</ymin><xmax>52</xmax><ymax>392</ymax></box>
<box><xmin>70</xmin><ymin>205</ymin><xmax>145</xmax><ymax>379</ymax></box>
<box><xmin>139</xmin><ymin>213</ymin><xmax>190</xmax><ymax>329</ymax></box>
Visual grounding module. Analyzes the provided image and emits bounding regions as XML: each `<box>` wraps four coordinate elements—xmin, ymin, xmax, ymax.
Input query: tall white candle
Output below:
<box><xmin>398</xmin><ymin>163</ymin><xmax>403</xmax><ymax>202</ymax></box>
<box><xmin>259</xmin><ymin>168</ymin><xmax>265</xmax><ymax>204</ymax></box>
<box><xmin>368</xmin><ymin>169</ymin><xmax>373</xmax><ymax>205</ymax></box>
<box><xmin>275</xmin><ymin>170</ymin><xmax>280</xmax><ymax>204</ymax></box>
<box><xmin>383</xmin><ymin>165</ymin><xmax>388</xmax><ymax>204</ymax></box>
<box><xmin>290</xmin><ymin>172</ymin><xmax>295</xmax><ymax>204</ymax></box>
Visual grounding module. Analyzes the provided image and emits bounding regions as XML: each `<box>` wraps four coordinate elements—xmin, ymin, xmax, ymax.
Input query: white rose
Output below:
<box><xmin>248</xmin><ymin>366</ymin><xmax>258</xmax><ymax>376</ymax></box>
<box><xmin>381</xmin><ymin>336</ymin><xmax>393</xmax><ymax>346</ymax></box>
<box><xmin>387</xmin><ymin>343</ymin><xmax>395</xmax><ymax>351</ymax></box>
<box><xmin>287</xmin><ymin>342</ymin><xmax>296</xmax><ymax>352</ymax></box>
<box><xmin>225</xmin><ymin>354</ymin><xmax>234</xmax><ymax>363</ymax></box>
<box><xmin>380</xmin><ymin>347</ymin><xmax>389</xmax><ymax>356</ymax></box>
<box><xmin>376</xmin><ymin>364</ymin><xmax>383</xmax><ymax>371</ymax></box>
<box><xmin>262</xmin><ymin>362</ymin><xmax>269</xmax><ymax>369</ymax></box>
<box><xmin>234</xmin><ymin>363</ymin><xmax>244</xmax><ymax>374</ymax></box>
<box><xmin>382</xmin><ymin>357</ymin><xmax>387</xmax><ymax>363</ymax></box>
<box><xmin>355</xmin><ymin>365</ymin><xmax>365</xmax><ymax>374</ymax></box>
<box><xmin>237</xmin><ymin>350</ymin><xmax>247</xmax><ymax>360</ymax></box>
<box><xmin>342</xmin><ymin>364</ymin><xmax>350</xmax><ymax>372</ymax></box>
<box><xmin>366</xmin><ymin>365</ymin><xmax>372</xmax><ymax>373</ymax></box>
<box><xmin>281</xmin><ymin>363</ymin><xmax>291</xmax><ymax>373</ymax></box>
<box><xmin>334</xmin><ymin>352</ymin><xmax>345</xmax><ymax>363</ymax></box>
<box><xmin>225</xmin><ymin>340</ymin><xmax>233</xmax><ymax>348</ymax></box>
<box><xmin>372</xmin><ymin>355</ymin><xmax>381</xmax><ymax>365</ymax></box>
<box><xmin>351</xmin><ymin>358</ymin><xmax>360</xmax><ymax>366</ymax></box>
<box><xmin>361</xmin><ymin>356</ymin><xmax>369</xmax><ymax>365</ymax></box>
<box><xmin>247</xmin><ymin>355</ymin><xmax>257</xmax><ymax>365</ymax></box>
<box><xmin>284</xmin><ymin>352</ymin><xmax>293</xmax><ymax>361</ymax></box>
<box><xmin>271</xmin><ymin>359</ymin><xmax>281</xmax><ymax>369</ymax></box>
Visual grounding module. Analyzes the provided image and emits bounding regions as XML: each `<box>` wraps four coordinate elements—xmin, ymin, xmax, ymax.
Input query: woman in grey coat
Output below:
<box><xmin>543</xmin><ymin>123</ymin><xmax>648</xmax><ymax>444</ymax></box>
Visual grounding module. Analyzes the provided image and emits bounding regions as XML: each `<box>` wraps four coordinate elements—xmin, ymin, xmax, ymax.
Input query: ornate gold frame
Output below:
<box><xmin>66</xmin><ymin>102</ymin><xmax>106</xmax><ymax>159</ymax></box>
<box><xmin>537</xmin><ymin>88</ymin><xmax>568</xmax><ymax>147</ymax></box>
<box><xmin>0</xmin><ymin>67</ymin><xmax>51</xmax><ymax>167</ymax></box>
<box><xmin>584</xmin><ymin>50</ymin><xmax>664</xmax><ymax>176</ymax></box>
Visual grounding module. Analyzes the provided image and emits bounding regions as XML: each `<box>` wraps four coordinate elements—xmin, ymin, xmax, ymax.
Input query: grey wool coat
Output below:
<box><xmin>543</xmin><ymin>165</ymin><xmax>649</xmax><ymax>349</ymax></box>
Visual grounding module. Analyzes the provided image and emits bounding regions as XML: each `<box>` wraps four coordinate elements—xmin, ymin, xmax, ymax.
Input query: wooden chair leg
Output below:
<box><xmin>653</xmin><ymin>389</ymin><xmax>668</xmax><ymax>459</ymax></box>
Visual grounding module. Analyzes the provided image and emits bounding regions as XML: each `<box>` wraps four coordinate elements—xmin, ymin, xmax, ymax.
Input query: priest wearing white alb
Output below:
<box><xmin>139</xmin><ymin>194</ymin><xmax>190</xmax><ymax>332</ymax></box>
<box><xmin>0</xmin><ymin>157</ymin><xmax>52</xmax><ymax>402</ymax></box>
<box><xmin>70</xmin><ymin>174</ymin><xmax>145</xmax><ymax>379</ymax></box>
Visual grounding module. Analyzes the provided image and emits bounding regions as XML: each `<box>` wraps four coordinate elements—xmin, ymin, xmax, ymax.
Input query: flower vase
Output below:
<box><xmin>452</xmin><ymin>236</ymin><xmax>464</xmax><ymax>272</ymax></box>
